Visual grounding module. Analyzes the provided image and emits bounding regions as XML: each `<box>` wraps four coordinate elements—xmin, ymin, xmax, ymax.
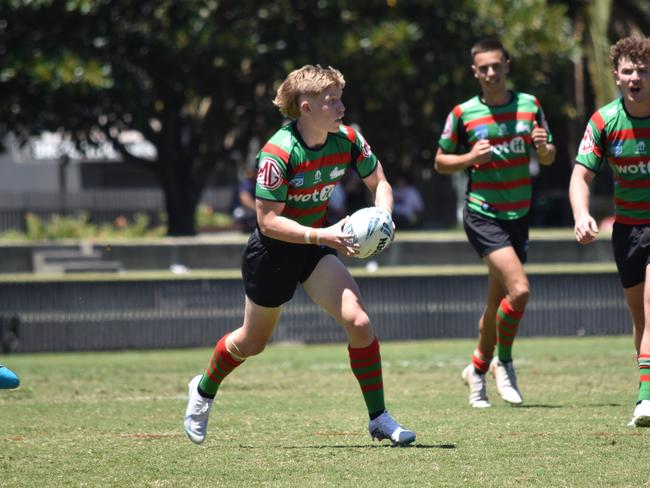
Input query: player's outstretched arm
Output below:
<box><xmin>569</xmin><ymin>164</ymin><xmax>599</xmax><ymax>244</ymax></box>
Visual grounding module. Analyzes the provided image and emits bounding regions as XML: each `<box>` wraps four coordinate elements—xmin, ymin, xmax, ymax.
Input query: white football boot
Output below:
<box><xmin>461</xmin><ymin>364</ymin><xmax>491</xmax><ymax>408</ymax></box>
<box><xmin>368</xmin><ymin>411</ymin><xmax>416</xmax><ymax>446</ymax></box>
<box><xmin>627</xmin><ymin>400</ymin><xmax>650</xmax><ymax>427</ymax></box>
<box><xmin>184</xmin><ymin>375</ymin><xmax>213</xmax><ymax>444</ymax></box>
<box><xmin>490</xmin><ymin>358</ymin><xmax>523</xmax><ymax>405</ymax></box>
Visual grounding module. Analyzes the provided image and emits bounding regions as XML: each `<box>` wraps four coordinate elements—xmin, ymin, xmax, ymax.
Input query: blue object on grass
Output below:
<box><xmin>0</xmin><ymin>365</ymin><xmax>19</xmax><ymax>389</ymax></box>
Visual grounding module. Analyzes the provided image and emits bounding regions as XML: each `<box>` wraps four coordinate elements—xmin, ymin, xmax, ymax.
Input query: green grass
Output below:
<box><xmin>1</xmin><ymin>336</ymin><xmax>649</xmax><ymax>487</ymax></box>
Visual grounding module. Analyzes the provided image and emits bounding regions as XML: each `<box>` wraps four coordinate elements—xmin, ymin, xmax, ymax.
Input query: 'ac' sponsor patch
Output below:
<box><xmin>257</xmin><ymin>157</ymin><xmax>283</xmax><ymax>190</ymax></box>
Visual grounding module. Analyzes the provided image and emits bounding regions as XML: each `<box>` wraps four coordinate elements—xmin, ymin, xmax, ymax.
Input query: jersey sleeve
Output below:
<box><xmin>343</xmin><ymin>125</ymin><xmax>378</xmax><ymax>179</ymax></box>
<box><xmin>575</xmin><ymin>112</ymin><xmax>605</xmax><ymax>172</ymax></box>
<box><xmin>254</xmin><ymin>143</ymin><xmax>290</xmax><ymax>202</ymax></box>
<box><xmin>437</xmin><ymin>106</ymin><xmax>463</xmax><ymax>154</ymax></box>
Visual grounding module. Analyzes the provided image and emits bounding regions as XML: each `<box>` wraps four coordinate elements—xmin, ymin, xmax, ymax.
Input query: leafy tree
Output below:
<box><xmin>1</xmin><ymin>0</ymin><xmax>579</xmax><ymax>233</ymax></box>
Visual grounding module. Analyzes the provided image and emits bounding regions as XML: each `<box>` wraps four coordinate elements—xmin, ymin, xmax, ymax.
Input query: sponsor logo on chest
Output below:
<box><xmin>287</xmin><ymin>184</ymin><xmax>337</xmax><ymax>203</ymax></box>
<box><xmin>492</xmin><ymin>136</ymin><xmax>526</xmax><ymax>156</ymax></box>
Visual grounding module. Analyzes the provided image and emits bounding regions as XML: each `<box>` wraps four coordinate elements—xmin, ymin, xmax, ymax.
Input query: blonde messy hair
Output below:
<box><xmin>611</xmin><ymin>36</ymin><xmax>650</xmax><ymax>69</ymax></box>
<box><xmin>273</xmin><ymin>65</ymin><xmax>345</xmax><ymax>120</ymax></box>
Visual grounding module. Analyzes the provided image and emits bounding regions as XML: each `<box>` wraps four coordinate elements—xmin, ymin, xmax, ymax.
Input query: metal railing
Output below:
<box><xmin>0</xmin><ymin>271</ymin><xmax>629</xmax><ymax>353</ymax></box>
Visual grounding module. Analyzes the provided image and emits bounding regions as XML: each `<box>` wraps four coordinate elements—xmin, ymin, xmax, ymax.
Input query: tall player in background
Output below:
<box><xmin>183</xmin><ymin>65</ymin><xmax>415</xmax><ymax>445</ymax></box>
<box><xmin>435</xmin><ymin>38</ymin><xmax>556</xmax><ymax>408</ymax></box>
<box><xmin>570</xmin><ymin>36</ymin><xmax>650</xmax><ymax>427</ymax></box>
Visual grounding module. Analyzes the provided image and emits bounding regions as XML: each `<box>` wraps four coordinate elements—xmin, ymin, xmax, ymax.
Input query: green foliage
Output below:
<box><xmin>1</xmin><ymin>337</ymin><xmax>649</xmax><ymax>486</ymax></box>
<box><xmin>3</xmin><ymin>211</ymin><xmax>167</xmax><ymax>240</ymax></box>
<box><xmin>0</xmin><ymin>207</ymin><xmax>233</xmax><ymax>241</ymax></box>
<box><xmin>195</xmin><ymin>204</ymin><xmax>233</xmax><ymax>231</ymax></box>
<box><xmin>2</xmin><ymin>0</ymin><xmax>642</xmax><ymax>233</ymax></box>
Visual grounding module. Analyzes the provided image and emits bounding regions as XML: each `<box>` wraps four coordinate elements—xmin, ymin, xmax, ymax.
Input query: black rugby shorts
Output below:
<box><xmin>242</xmin><ymin>228</ymin><xmax>336</xmax><ymax>307</ymax></box>
<box><xmin>612</xmin><ymin>222</ymin><xmax>650</xmax><ymax>288</ymax></box>
<box><xmin>463</xmin><ymin>206</ymin><xmax>529</xmax><ymax>263</ymax></box>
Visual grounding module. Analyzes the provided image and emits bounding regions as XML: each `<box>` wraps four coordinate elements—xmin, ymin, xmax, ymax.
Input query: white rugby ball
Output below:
<box><xmin>342</xmin><ymin>207</ymin><xmax>394</xmax><ymax>259</ymax></box>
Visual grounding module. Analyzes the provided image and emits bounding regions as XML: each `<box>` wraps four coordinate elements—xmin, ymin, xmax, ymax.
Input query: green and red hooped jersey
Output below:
<box><xmin>576</xmin><ymin>98</ymin><xmax>650</xmax><ymax>225</ymax></box>
<box><xmin>437</xmin><ymin>91</ymin><xmax>553</xmax><ymax>220</ymax></box>
<box><xmin>255</xmin><ymin>122</ymin><xmax>378</xmax><ymax>228</ymax></box>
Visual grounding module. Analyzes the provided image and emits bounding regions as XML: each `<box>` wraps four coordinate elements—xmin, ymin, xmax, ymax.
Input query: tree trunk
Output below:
<box><xmin>159</xmin><ymin>154</ymin><xmax>199</xmax><ymax>237</ymax></box>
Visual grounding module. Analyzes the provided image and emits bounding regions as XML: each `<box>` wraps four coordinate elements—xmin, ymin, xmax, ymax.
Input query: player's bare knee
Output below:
<box><xmin>343</xmin><ymin>313</ymin><xmax>372</xmax><ymax>337</ymax></box>
<box><xmin>508</xmin><ymin>284</ymin><xmax>529</xmax><ymax>309</ymax></box>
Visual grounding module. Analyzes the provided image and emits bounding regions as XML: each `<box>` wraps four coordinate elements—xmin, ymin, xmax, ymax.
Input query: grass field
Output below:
<box><xmin>2</xmin><ymin>336</ymin><xmax>650</xmax><ymax>487</ymax></box>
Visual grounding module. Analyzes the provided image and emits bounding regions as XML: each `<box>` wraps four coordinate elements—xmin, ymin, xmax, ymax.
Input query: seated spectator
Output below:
<box><xmin>230</xmin><ymin>169</ymin><xmax>257</xmax><ymax>232</ymax></box>
<box><xmin>392</xmin><ymin>173</ymin><xmax>424</xmax><ymax>229</ymax></box>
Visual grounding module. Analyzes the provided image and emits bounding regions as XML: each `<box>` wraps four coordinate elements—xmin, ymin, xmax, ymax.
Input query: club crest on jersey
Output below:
<box><xmin>314</xmin><ymin>170</ymin><xmax>322</xmax><ymax>183</ymax></box>
<box><xmin>329</xmin><ymin>167</ymin><xmax>345</xmax><ymax>179</ymax></box>
<box><xmin>515</xmin><ymin>121</ymin><xmax>528</xmax><ymax>134</ymax></box>
<box><xmin>635</xmin><ymin>141</ymin><xmax>646</xmax><ymax>155</ymax></box>
<box><xmin>578</xmin><ymin>125</ymin><xmax>595</xmax><ymax>155</ymax></box>
<box><xmin>289</xmin><ymin>173</ymin><xmax>305</xmax><ymax>188</ymax></box>
<box><xmin>257</xmin><ymin>157</ymin><xmax>283</xmax><ymax>190</ymax></box>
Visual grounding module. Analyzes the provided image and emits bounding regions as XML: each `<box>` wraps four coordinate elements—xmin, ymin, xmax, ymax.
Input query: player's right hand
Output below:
<box><xmin>574</xmin><ymin>215</ymin><xmax>599</xmax><ymax>244</ymax></box>
<box><xmin>471</xmin><ymin>139</ymin><xmax>493</xmax><ymax>165</ymax></box>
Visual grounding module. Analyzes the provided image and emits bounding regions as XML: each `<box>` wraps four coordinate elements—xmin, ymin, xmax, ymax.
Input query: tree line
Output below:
<box><xmin>0</xmin><ymin>0</ymin><xmax>647</xmax><ymax>234</ymax></box>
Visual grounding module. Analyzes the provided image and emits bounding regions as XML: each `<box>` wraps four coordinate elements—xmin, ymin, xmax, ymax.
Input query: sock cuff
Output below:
<box><xmin>217</xmin><ymin>334</ymin><xmax>244</xmax><ymax>367</ymax></box>
<box><xmin>499</xmin><ymin>298</ymin><xmax>524</xmax><ymax>318</ymax></box>
<box><xmin>348</xmin><ymin>337</ymin><xmax>380</xmax><ymax>360</ymax></box>
<box><xmin>473</xmin><ymin>348</ymin><xmax>493</xmax><ymax>361</ymax></box>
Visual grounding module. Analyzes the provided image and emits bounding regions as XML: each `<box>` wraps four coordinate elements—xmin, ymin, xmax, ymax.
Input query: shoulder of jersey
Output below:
<box><xmin>262</xmin><ymin>124</ymin><xmax>301</xmax><ymax>162</ymax></box>
<box><xmin>458</xmin><ymin>95</ymin><xmax>481</xmax><ymax>111</ymax></box>
<box><xmin>331</xmin><ymin>124</ymin><xmax>358</xmax><ymax>144</ymax></box>
<box><xmin>599</xmin><ymin>98</ymin><xmax>625</xmax><ymax>121</ymax></box>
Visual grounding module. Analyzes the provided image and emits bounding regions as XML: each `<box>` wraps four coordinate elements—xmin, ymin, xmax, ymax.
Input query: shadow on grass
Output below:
<box><xmin>515</xmin><ymin>403</ymin><xmax>622</xmax><ymax>409</ymax></box>
<box><xmin>232</xmin><ymin>443</ymin><xmax>456</xmax><ymax>449</ymax></box>
<box><xmin>515</xmin><ymin>404</ymin><xmax>564</xmax><ymax>409</ymax></box>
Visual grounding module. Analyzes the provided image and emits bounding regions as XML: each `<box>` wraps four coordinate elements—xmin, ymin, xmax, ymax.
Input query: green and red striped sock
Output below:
<box><xmin>349</xmin><ymin>337</ymin><xmax>385</xmax><ymax>417</ymax></box>
<box><xmin>471</xmin><ymin>348</ymin><xmax>493</xmax><ymax>374</ymax></box>
<box><xmin>198</xmin><ymin>333</ymin><xmax>244</xmax><ymax>398</ymax></box>
<box><xmin>637</xmin><ymin>354</ymin><xmax>650</xmax><ymax>402</ymax></box>
<box><xmin>496</xmin><ymin>298</ymin><xmax>524</xmax><ymax>363</ymax></box>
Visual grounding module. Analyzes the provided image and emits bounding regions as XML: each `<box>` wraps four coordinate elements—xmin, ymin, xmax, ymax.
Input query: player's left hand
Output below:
<box><xmin>531</xmin><ymin>121</ymin><xmax>549</xmax><ymax>155</ymax></box>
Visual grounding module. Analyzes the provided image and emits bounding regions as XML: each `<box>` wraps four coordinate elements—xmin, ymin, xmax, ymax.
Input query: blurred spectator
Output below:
<box><xmin>327</xmin><ymin>171</ymin><xmax>370</xmax><ymax>224</ymax></box>
<box><xmin>392</xmin><ymin>173</ymin><xmax>424</xmax><ymax>229</ymax></box>
<box><xmin>328</xmin><ymin>182</ymin><xmax>347</xmax><ymax>223</ymax></box>
<box><xmin>230</xmin><ymin>168</ymin><xmax>257</xmax><ymax>232</ymax></box>
<box><xmin>342</xmin><ymin>171</ymin><xmax>369</xmax><ymax>214</ymax></box>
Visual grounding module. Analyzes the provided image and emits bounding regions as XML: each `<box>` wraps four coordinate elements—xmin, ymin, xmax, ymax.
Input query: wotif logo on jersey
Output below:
<box><xmin>615</xmin><ymin>160</ymin><xmax>650</xmax><ymax>175</ymax></box>
<box><xmin>492</xmin><ymin>136</ymin><xmax>526</xmax><ymax>156</ymax></box>
<box><xmin>287</xmin><ymin>184</ymin><xmax>336</xmax><ymax>203</ymax></box>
